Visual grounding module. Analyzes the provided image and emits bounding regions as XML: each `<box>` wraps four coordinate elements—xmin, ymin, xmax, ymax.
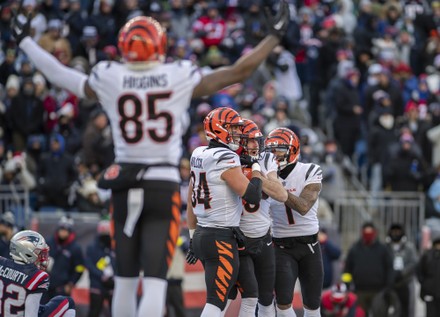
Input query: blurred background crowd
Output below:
<box><xmin>0</xmin><ymin>0</ymin><xmax>439</xmax><ymax>216</ymax></box>
<box><xmin>0</xmin><ymin>0</ymin><xmax>440</xmax><ymax>315</ymax></box>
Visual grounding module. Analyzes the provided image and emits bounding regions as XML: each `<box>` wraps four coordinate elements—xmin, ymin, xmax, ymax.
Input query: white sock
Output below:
<box><xmin>239</xmin><ymin>297</ymin><xmax>258</xmax><ymax>317</ymax></box>
<box><xmin>112</xmin><ymin>276</ymin><xmax>139</xmax><ymax>317</ymax></box>
<box><xmin>201</xmin><ymin>303</ymin><xmax>222</xmax><ymax>317</ymax></box>
<box><xmin>63</xmin><ymin>309</ymin><xmax>76</xmax><ymax>317</ymax></box>
<box><xmin>257</xmin><ymin>302</ymin><xmax>275</xmax><ymax>317</ymax></box>
<box><xmin>276</xmin><ymin>305</ymin><xmax>297</xmax><ymax>317</ymax></box>
<box><xmin>220</xmin><ymin>299</ymin><xmax>233</xmax><ymax>317</ymax></box>
<box><xmin>137</xmin><ymin>277</ymin><xmax>168</xmax><ymax>317</ymax></box>
<box><xmin>303</xmin><ymin>307</ymin><xmax>321</xmax><ymax>317</ymax></box>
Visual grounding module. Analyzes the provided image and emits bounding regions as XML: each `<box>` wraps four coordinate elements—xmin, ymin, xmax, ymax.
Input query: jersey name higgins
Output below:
<box><xmin>122</xmin><ymin>74</ymin><xmax>168</xmax><ymax>89</ymax></box>
<box><xmin>191</xmin><ymin>157</ymin><xmax>203</xmax><ymax>169</ymax></box>
<box><xmin>0</xmin><ymin>265</ymin><xmax>28</xmax><ymax>283</ymax></box>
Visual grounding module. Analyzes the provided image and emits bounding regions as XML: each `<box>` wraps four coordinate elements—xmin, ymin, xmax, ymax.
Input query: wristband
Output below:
<box><xmin>189</xmin><ymin>229</ymin><xmax>195</xmax><ymax>239</ymax></box>
<box><xmin>251</xmin><ymin>163</ymin><xmax>261</xmax><ymax>173</ymax></box>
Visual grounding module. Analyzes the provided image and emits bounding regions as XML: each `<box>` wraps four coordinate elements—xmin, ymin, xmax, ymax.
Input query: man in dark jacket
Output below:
<box><xmin>43</xmin><ymin>216</ymin><xmax>85</xmax><ymax>303</ymax></box>
<box><xmin>343</xmin><ymin>222</ymin><xmax>394</xmax><ymax>315</ymax></box>
<box><xmin>385</xmin><ymin>224</ymin><xmax>418</xmax><ymax>317</ymax></box>
<box><xmin>37</xmin><ymin>133</ymin><xmax>77</xmax><ymax>209</ymax></box>
<box><xmin>7</xmin><ymin>78</ymin><xmax>45</xmax><ymax>151</ymax></box>
<box><xmin>85</xmin><ymin>219</ymin><xmax>115</xmax><ymax>317</ymax></box>
<box><xmin>417</xmin><ymin>237</ymin><xmax>440</xmax><ymax>317</ymax></box>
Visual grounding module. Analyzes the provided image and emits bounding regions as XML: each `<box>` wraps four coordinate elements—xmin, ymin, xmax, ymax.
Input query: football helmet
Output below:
<box><xmin>265</xmin><ymin>127</ymin><xmax>300</xmax><ymax>169</ymax></box>
<box><xmin>240</xmin><ymin>119</ymin><xmax>264</xmax><ymax>159</ymax></box>
<box><xmin>10</xmin><ymin>230</ymin><xmax>50</xmax><ymax>270</ymax></box>
<box><xmin>330</xmin><ymin>283</ymin><xmax>348</xmax><ymax>304</ymax></box>
<box><xmin>203</xmin><ymin>107</ymin><xmax>243</xmax><ymax>151</ymax></box>
<box><xmin>118</xmin><ymin>16</ymin><xmax>167</xmax><ymax>63</ymax></box>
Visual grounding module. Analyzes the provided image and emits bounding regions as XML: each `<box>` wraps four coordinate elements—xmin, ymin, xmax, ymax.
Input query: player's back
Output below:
<box><xmin>0</xmin><ymin>256</ymin><xmax>49</xmax><ymax>315</ymax></box>
<box><xmin>190</xmin><ymin>145</ymin><xmax>242</xmax><ymax>228</ymax></box>
<box><xmin>270</xmin><ymin>162</ymin><xmax>322</xmax><ymax>238</ymax></box>
<box><xmin>88</xmin><ymin>60</ymin><xmax>202</xmax><ymax>179</ymax></box>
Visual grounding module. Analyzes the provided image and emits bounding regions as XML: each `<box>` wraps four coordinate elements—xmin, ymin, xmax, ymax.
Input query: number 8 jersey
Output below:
<box><xmin>269</xmin><ymin>162</ymin><xmax>322</xmax><ymax>238</ymax></box>
<box><xmin>88</xmin><ymin>60</ymin><xmax>202</xmax><ymax>183</ymax></box>
<box><xmin>190</xmin><ymin>145</ymin><xmax>242</xmax><ymax>228</ymax></box>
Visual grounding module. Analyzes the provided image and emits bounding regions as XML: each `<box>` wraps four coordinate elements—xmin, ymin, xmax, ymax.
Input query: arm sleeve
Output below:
<box><xmin>19</xmin><ymin>37</ymin><xmax>88</xmax><ymax>99</ymax></box>
<box><xmin>24</xmin><ymin>293</ymin><xmax>42</xmax><ymax>317</ymax></box>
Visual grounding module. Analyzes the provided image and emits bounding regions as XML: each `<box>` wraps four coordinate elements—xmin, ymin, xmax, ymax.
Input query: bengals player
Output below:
<box><xmin>12</xmin><ymin>2</ymin><xmax>290</xmax><ymax>316</ymax></box>
<box><xmin>224</xmin><ymin>119</ymin><xmax>286</xmax><ymax>317</ymax></box>
<box><xmin>265</xmin><ymin>128</ymin><xmax>324</xmax><ymax>317</ymax></box>
<box><xmin>186</xmin><ymin>108</ymin><xmax>264</xmax><ymax>317</ymax></box>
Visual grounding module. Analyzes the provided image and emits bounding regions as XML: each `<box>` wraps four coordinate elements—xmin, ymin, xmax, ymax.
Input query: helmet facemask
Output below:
<box><xmin>241</xmin><ymin>136</ymin><xmax>264</xmax><ymax>160</ymax></box>
<box><xmin>225</xmin><ymin>122</ymin><xmax>243</xmax><ymax>151</ymax></box>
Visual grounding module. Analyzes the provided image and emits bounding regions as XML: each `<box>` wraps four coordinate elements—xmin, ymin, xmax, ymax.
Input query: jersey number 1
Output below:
<box><xmin>118</xmin><ymin>92</ymin><xmax>172</xmax><ymax>144</ymax></box>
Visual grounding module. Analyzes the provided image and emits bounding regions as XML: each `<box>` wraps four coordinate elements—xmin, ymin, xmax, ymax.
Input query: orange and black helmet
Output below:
<box><xmin>203</xmin><ymin>107</ymin><xmax>243</xmax><ymax>150</ymax></box>
<box><xmin>118</xmin><ymin>16</ymin><xmax>167</xmax><ymax>63</ymax></box>
<box><xmin>265</xmin><ymin>127</ymin><xmax>300</xmax><ymax>167</ymax></box>
<box><xmin>241</xmin><ymin>119</ymin><xmax>264</xmax><ymax>159</ymax></box>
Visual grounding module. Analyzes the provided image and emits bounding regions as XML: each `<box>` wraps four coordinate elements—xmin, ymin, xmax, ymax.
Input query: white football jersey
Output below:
<box><xmin>270</xmin><ymin>162</ymin><xmax>322</xmax><ymax>238</ymax></box>
<box><xmin>190</xmin><ymin>145</ymin><xmax>242</xmax><ymax>228</ymax></box>
<box><xmin>88</xmin><ymin>60</ymin><xmax>201</xmax><ymax>182</ymax></box>
<box><xmin>240</xmin><ymin>152</ymin><xmax>278</xmax><ymax>238</ymax></box>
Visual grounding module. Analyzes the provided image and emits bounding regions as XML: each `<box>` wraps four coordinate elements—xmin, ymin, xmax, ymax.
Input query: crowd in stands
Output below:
<box><xmin>0</xmin><ymin>0</ymin><xmax>439</xmax><ymax>215</ymax></box>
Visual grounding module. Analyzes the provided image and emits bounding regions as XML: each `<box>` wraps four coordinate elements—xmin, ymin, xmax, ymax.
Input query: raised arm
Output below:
<box><xmin>192</xmin><ymin>1</ymin><xmax>290</xmax><ymax>99</ymax></box>
<box><xmin>12</xmin><ymin>13</ymin><xmax>97</xmax><ymax>100</ymax></box>
<box><xmin>19</xmin><ymin>37</ymin><xmax>97</xmax><ymax>100</ymax></box>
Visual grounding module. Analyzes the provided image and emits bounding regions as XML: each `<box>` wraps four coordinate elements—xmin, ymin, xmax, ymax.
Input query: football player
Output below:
<box><xmin>225</xmin><ymin>119</ymin><xmax>286</xmax><ymax>317</ymax></box>
<box><xmin>0</xmin><ymin>230</ymin><xmax>76</xmax><ymax>316</ymax></box>
<box><xmin>11</xmin><ymin>1</ymin><xmax>290</xmax><ymax>316</ymax></box>
<box><xmin>186</xmin><ymin>108</ymin><xmax>264</xmax><ymax>317</ymax></box>
<box><xmin>265</xmin><ymin>128</ymin><xmax>324</xmax><ymax>317</ymax></box>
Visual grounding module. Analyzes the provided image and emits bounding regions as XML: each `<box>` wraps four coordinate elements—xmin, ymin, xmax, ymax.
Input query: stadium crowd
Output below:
<box><xmin>0</xmin><ymin>0</ymin><xmax>440</xmax><ymax>316</ymax></box>
<box><xmin>0</xmin><ymin>0</ymin><xmax>439</xmax><ymax>215</ymax></box>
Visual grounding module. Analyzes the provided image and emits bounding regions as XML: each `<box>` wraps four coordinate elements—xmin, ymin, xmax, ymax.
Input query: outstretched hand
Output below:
<box><xmin>11</xmin><ymin>0</ymin><xmax>32</xmax><ymax>45</ymax></box>
<box><xmin>264</xmin><ymin>0</ymin><xmax>290</xmax><ymax>40</ymax></box>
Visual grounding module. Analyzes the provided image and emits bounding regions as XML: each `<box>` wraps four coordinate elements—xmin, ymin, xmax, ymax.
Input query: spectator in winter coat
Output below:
<box><xmin>385</xmin><ymin>224</ymin><xmax>418</xmax><ymax>317</ymax></box>
<box><xmin>37</xmin><ymin>133</ymin><xmax>77</xmax><ymax>209</ymax></box>
<box><xmin>44</xmin><ymin>216</ymin><xmax>85</xmax><ymax>303</ymax></box>
<box><xmin>343</xmin><ymin>222</ymin><xmax>394</xmax><ymax>315</ymax></box>
<box><xmin>319</xmin><ymin>228</ymin><xmax>342</xmax><ymax>289</ymax></box>
<box><xmin>7</xmin><ymin>78</ymin><xmax>45</xmax><ymax>152</ymax></box>
<box><xmin>417</xmin><ymin>237</ymin><xmax>440</xmax><ymax>317</ymax></box>
<box><xmin>0</xmin><ymin>211</ymin><xmax>16</xmax><ymax>259</ymax></box>
<box><xmin>85</xmin><ymin>219</ymin><xmax>116</xmax><ymax>317</ymax></box>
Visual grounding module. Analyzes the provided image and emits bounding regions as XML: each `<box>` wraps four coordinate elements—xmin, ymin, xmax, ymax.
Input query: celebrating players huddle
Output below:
<box><xmin>187</xmin><ymin>107</ymin><xmax>324</xmax><ymax>317</ymax></box>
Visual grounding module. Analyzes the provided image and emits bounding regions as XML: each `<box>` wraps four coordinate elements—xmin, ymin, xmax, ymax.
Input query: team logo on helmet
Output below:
<box><xmin>203</xmin><ymin>107</ymin><xmax>243</xmax><ymax>151</ymax></box>
<box><xmin>265</xmin><ymin>127</ymin><xmax>300</xmax><ymax>169</ymax></box>
<box><xmin>118</xmin><ymin>16</ymin><xmax>167</xmax><ymax>63</ymax></box>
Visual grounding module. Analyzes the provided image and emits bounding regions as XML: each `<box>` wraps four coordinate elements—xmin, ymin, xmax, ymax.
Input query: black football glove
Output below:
<box><xmin>11</xmin><ymin>1</ymin><xmax>32</xmax><ymax>45</ymax></box>
<box><xmin>240</xmin><ymin>154</ymin><xmax>257</xmax><ymax>168</ymax></box>
<box><xmin>185</xmin><ymin>239</ymin><xmax>198</xmax><ymax>265</ymax></box>
<box><xmin>264</xmin><ymin>0</ymin><xmax>290</xmax><ymax>40</ymax></box>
